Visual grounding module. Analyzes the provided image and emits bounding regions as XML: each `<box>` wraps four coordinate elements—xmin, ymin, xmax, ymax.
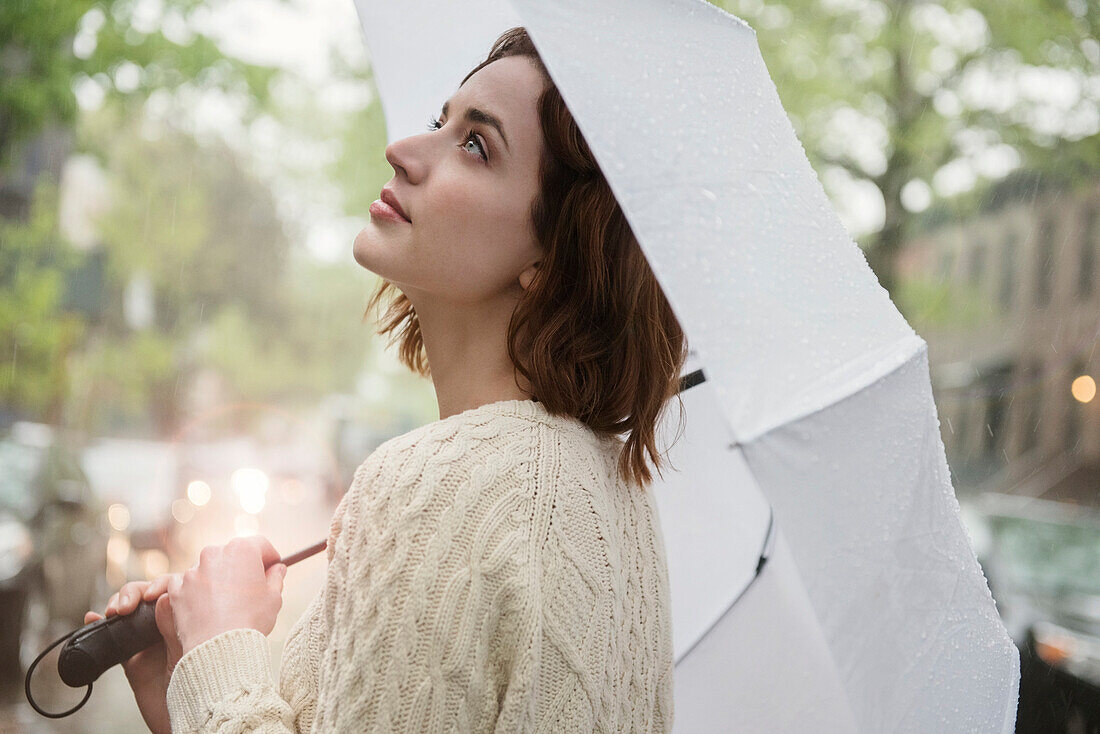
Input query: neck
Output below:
<box><xmin>413</xmin><ymin>295</ymin><xmax>535</xmax><ymax>420</ymax></box>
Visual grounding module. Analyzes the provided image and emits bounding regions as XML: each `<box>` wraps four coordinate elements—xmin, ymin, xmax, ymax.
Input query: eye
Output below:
<box><xmin>427</xmin><ymin>115</ymin><xmax>488</xmax><ymax>162</ymax></box>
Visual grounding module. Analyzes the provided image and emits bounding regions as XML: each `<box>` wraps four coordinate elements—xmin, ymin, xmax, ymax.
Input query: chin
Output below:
<box><xmin>352</xmin><ymin>227</ymin><xmax>379</xmax><ymax>270</ymax></box>
<box><xmin>353</xmin><ymin>230</ymin><xmax>416</xmax><ymax>297</ymax></box>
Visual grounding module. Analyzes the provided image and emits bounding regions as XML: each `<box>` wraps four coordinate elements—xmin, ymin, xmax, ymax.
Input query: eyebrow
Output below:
<box><xmin>441</xmin><ymin>100</ymin><xmax>510</xmax><ymax>153</ymax></box>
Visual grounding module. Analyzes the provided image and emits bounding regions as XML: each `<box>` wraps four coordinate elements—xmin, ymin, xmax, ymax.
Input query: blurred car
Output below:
<box><xmin>969</xmin><ymin>492</ymin><xmax>1100</xmax><ymax>733</ymax></box>
<box><xmin>0</xmin><ymin>422</ymin><xmax>109</xmax><ymax>682</ymax></box>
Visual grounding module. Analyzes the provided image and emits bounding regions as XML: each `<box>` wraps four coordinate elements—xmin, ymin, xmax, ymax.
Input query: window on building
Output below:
<box><xmin>1000</xmin><ymin>232</ymin><xmax>1017</xmax><ymax>312</ymax></box>
<box><xmin>1079</xmin><ymin>206</ymin><xmax>1097</xmax><ymax>300</ymax></box>
<box><xmin>1035</xmin><ymin>216</ymin><xmax>1054</xmax><ymax>307</ymax></box>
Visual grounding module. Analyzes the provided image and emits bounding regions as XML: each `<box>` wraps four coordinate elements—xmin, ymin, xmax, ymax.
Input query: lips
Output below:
<box><xmin>380</xmin><ymin>187</ymin><xmax>411</xmax><ymax>222</ymax></box>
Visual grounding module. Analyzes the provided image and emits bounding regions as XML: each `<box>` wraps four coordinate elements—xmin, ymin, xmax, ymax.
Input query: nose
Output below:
<box><xmin>384</xmin><ymin>139</ymin><xmax>409</xmax><ymax>182</ymax></box>
<box><xmin>384</xmin><ymin>129</ymin><xmax>437</xmax><ymax>185</ymax></box>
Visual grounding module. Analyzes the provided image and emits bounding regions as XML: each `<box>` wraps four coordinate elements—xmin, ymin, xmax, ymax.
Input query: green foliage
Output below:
<box><xmin>58</xmin><ymin>112</ymin><xmax>289</xmax><ymax>432</ymax></box>
<box><xmin>0</xmin><ymin>0</ymin><xmax>276</xmax><ymax>167</ymax></box>
<box><xmin>717</xmin><ymin>0</ymin><xmax>1100</xmax><ymax>183</ymax></box>
<box><xmin>328</xmin><ymin>93</ymin><xmax>393</xmax><ymax>220</ymax></box>
<box><xmin>201</xmin><ymin>256</ymin><xmax>372</xmax><ymax>407</ymax></box>
<box><xmin>55</xmin><ymin>106</ymin><xmax>375</xmax><ymax>433</ymax></box>
<box><xmin>710</xmin><ymin>0</ymin><xmax>1100</xmax><ymax>298</ymax></box>
<box><xmin>66</xmin><ymin>329</ymin><xmax>174</xmax><ymax>432</ymax></box>
<box><xmin>0</xmin><ymin>184</ymin><xmax>85</xmax><ymax>419</ymax></box>
<box><xmin>91</xmin><ymin>114</ymin><xmax>288</xmax><ymax>334</ymax></box>
<box><xmin>270</xmin><ymin>63</ymin><xmax>392</xmax><ymax>223</ymax></box>
<box><xmin>2</xmin><ymin>2</ymin><xmax>384</xmax><ymax>436</ymax></box>
<box><xmin>895</xmin><ymin>273</ymin><xmax>994</xmax><ymax>329</ymax></box>
<box><xmin>0</xmin><ymin>0</ymin><xmax>90</xmax><ymax>162</ymax></box>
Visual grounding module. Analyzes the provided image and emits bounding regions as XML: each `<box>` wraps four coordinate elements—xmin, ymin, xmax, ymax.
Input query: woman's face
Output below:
<box><xmin>353</xmin><ymin>55</ymin><xmax>547</xmax><ymax>307</ymax></box>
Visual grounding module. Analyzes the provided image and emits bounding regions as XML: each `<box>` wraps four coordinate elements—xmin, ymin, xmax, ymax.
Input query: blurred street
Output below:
<box><xmin>0</xmin><ymin>478</ymin><xmax>340</xmax><ymax>733</ymax></box>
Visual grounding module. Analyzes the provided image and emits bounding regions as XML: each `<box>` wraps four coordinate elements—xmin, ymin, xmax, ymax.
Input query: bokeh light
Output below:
<box><xmin>1071</xmin><ymin>374</ymin><xmax>1095</xmax><ymax>404</ymax></box>
<box><xmin>172</xmin><ymin>498</ymin><xmax>196</xmax><ymax>523</ymax></box>
<box><xmin>232</xmin><ymin>467</ymin><xmax>269</xmax><ymax>514</ymax></box>
<box><xmin>187</xmin><ymin>479</ymin><xmax>212</xmax><ymax>506</ymax></box>
<box><xmin>107</xmin><ymin>503</ymin><xmax>131</xmax><ymax>531</ymax></box>
<box><xmin>106</xmin><ymin>534</ymin><xmax>130</xmax><ymax>567</ymax></box>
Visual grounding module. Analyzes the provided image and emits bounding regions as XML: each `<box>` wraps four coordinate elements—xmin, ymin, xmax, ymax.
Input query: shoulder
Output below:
<box><xmin>522</xmin><ymin>426</ymin><xmax>624</xmax><ymax>585</ymax></box>
<box><xmin>329</xmin><ymin>413</ymin><xmax>546</xmax><ymax>560</ymax></box>
<box><xmin>346</xmin><ymin>411</ymin><xmax>541</xmax><ymax>494</ymax></box>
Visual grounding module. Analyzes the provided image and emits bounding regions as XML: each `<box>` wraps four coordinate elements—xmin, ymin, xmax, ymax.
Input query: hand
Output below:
<box><xmin>85</xmin><ymin>574</ymin><xmax>183</xmax><ymax>734</ymax></box>
<box><xmin>168</xmin><ymin>536</ymin><xmax>287</xmax><ymax>657</ymax></box>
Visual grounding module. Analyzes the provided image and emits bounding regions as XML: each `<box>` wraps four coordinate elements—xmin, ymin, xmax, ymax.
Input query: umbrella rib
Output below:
<box><xmin>675</xmin><ymin>506</ymin><xmax>777</xmax><ymax>665</ymax></box>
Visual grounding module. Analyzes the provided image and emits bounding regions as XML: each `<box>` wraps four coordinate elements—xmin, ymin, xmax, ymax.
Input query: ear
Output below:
<box><xmin>518</xmin><ymin>262</ymin><xmax>541</xmax><ymax>291</ymax></box>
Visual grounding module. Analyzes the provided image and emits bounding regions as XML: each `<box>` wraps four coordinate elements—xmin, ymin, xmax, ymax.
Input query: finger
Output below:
<box><xmin>84</xmin><ymin>611</ymin><xmax>102</xmax><ymax>624</ymax></box>
<box><xmin>167</xmin><ymin>572</ymin><xmax>183</xmax><ymax>597</ymax></box>
<box><xmin>117</xmin><ymin>581</ymin><xmax>150</xmax><ymax>613</ymax></box>
<box><xmin>105</xmin><ymin>591</ymin><xmax>120</xmax><ymax>616</ymax></box>
<box><xmin>241</xmin><ymin>535</ymin><xmax>282</xmax><ymax>569</ymax></box>
<box><xmin>142</xmin><ymin>574</ymin><xmax>173</xmax><ymax>602</ymax></box>
<box><xmin>266</xmin><ymin>564</ymin><xmax>287</xmax><ymax>595</ymax></box>
<box><xmin>155</xmin><ymin>594</ymin><xmax>184</xmax><ymax>665</ymax></box>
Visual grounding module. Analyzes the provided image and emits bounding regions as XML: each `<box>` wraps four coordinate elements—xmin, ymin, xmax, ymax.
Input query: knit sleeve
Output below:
<box><xmin>165</xmin><ymin>628</ymin><xmax>296</xmax><ymax>733</ymax></box>
<box><xmin>496</xmin><ymin>439</ymin><xmax>673</xmax><ymax>733</ymax></box>
<box><xmin>494</xmin><ymin>471</ymin><xmax>619</xmax><ymax>732</ymax></box>
<box><xmin>164</xmin><ymin>465</ymin><xmax>365</xmax><ymax>734</ymax></box>
<box><xmin>311</xmin><ymin>428</ymin><xmax>654</xmax><ymax>733</ymax></box>
<box><xmin>309</xmin><ymin>431</ymin><xmax>537</xmax><ymax>732</ymax></box>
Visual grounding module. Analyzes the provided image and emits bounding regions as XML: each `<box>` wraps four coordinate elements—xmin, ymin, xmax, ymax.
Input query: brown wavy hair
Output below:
<box><xmin>365</xmin><ymin>26</ymin><xmax>688</xmax><ymax>489</ymax></box>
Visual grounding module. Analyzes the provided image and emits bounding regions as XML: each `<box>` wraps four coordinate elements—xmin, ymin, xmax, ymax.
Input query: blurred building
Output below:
<box><xmin>896</xmin><ymin>170</ymin><xmax>1099</xmax><ymax>505</ymax></box>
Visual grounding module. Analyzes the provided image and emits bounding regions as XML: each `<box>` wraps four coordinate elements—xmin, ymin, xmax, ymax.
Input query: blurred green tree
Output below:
<box><xmin>0</xmin><ymin>0</ymin><xmax>275</xmax><ymax>170</ymax></box>
<box><xmin>66</xmin><ymin>110</ymin><xmax>285</xmax><ymax>433</ymax></box>
<box><xmin>64</xmin><ymin>107</ymin><xmax>372</xmax><ymax>434</ymax></box>
<box><xmin>327</xmin><ymin>84</ymin><xmax>393</xmax><ymax>223</ymax></box>
<box><xmin>1</xmin><ymin>0</ymin><xmax>290</xmax><ymax>432</ymax></box>
<box><xmin>0</xmin><ymin>185</ymin><xmax>84</xmax><ymax>422</ymax></box>
<box><xmin>92</xmin><ymin>112</ymin><xmax>288</xmax><ymax>329</ymax></box>
<box><xmin>715</xmin><ymin>0</ymin><xmax>1100</xmax><ymax>299</ymax></box>
<box><xmin>202</xmin><ymin>256</ymin><xmax>372</xmax><ymax>406</ymax></box>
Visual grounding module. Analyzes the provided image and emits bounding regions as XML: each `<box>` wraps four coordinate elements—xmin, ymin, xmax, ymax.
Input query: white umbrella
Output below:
<box><xmin>351</xmin><ymin>0</ymin><xmax>1021</xmax><ymax>731</ymax></box>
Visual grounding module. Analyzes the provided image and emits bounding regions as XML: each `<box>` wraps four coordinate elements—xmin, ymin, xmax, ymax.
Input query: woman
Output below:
<box><xmin>87</xmin><ymin>26</ymin><xmax>687</xmax><ymax>733</ymax></box>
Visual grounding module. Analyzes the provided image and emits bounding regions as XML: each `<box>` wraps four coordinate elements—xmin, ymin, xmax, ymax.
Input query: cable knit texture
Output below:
<box><xmin>165</xmin><ymin>398</ymin><xmax>675</xmax><ymax>733</ymax></box>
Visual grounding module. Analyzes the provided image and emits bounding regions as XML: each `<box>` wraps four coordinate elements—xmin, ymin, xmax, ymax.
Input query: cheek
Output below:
<box><xmin>427</xmin><ymin>180</ymin><xmax>528</xmax><ymax>273</ymax></box>
<box><xmin>429</xmin><ymin>177</ymin><xmax>499</xmax><ymax>235</ymax></box>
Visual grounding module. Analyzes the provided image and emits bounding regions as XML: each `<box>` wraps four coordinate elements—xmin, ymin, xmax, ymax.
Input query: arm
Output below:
<box><xmin>165</xmin><ymin>628</ymin><xmax>296</xmax><ymax>734</ymax></box>
<box><xmin>306</xmin><ymin>431</ymin><xmax>561</xmax><ymax>732</ymax></box>
<box><xmin>496</xmin><ymin>467</ymin><xmax>674</xmax><ymax>733</ymax></box>
<box><xmin>321</xmin><ymin>431</ymin><xmax>619</xmax><ymax>732</ymax></box>
<box><xmin>164</xmin><ymin>465</ymin><xmax>371</xmax><ymax>734</ymax></box>
<box><xmin>494</xmin><ymin>475</ymin><xmax>614</xmax><ymax>732</ymax></box>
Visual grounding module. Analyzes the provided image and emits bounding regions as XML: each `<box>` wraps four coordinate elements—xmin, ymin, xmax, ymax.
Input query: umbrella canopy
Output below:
<box><xmin>352</xmin><ymin>0</ymin><xmax>1020</xmax><ymax>731</ymax></box>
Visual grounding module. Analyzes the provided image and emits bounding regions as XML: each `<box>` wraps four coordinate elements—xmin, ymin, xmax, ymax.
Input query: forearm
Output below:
<box><xmin>166</xmin><ymin>628</ymin><xmax>297</xmax><ymax>734</ymax></box>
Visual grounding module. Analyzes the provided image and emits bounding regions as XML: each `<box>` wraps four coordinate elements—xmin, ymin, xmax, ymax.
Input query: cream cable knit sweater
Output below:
<box><xmin>164</xmin><ymin>398</ymin><xmax>675</xmax><ymax>733</ymax></box>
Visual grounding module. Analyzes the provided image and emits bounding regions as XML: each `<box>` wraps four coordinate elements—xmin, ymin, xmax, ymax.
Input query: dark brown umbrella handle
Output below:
<box><xmin>26</xmin><ymin>538</ymin><xmax>328</xmax><ymax>718</ymax></box>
